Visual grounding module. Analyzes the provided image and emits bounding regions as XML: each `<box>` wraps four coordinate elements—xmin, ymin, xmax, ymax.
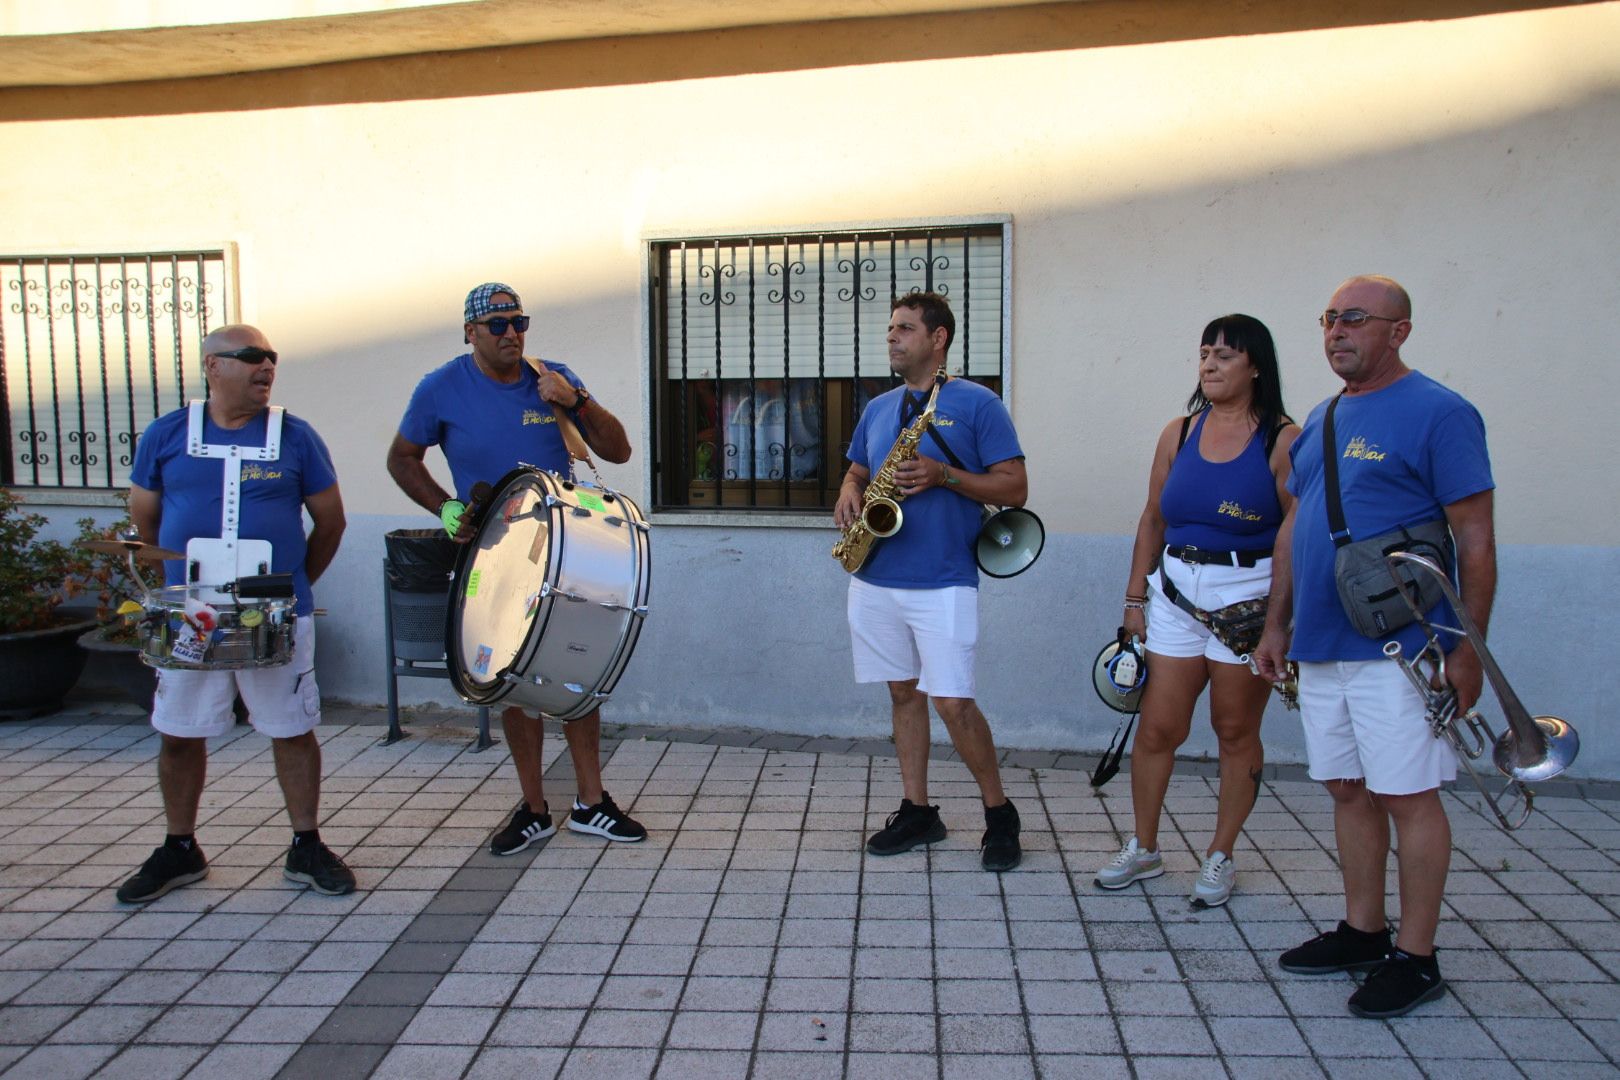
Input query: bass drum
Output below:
<box><xmin>448</xmin><ymin>467</ymin><xmax>651</xmax><ymax>721</ymax></box>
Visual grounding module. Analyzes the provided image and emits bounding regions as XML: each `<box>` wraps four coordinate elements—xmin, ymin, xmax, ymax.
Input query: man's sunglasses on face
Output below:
<box><xmin>1319</xmin><ymin>309</ymin><xmax>1401</xmax><ymax>329</ymax></box>
<box><xmin>477</xmin><ymin>315</ymin><xmax>531</xmax><ymax>336</ymax></box>
<box><xmin>213</xmin><ymin>347</ymin><xmax>278</xmax><ymax>365</ymax></box>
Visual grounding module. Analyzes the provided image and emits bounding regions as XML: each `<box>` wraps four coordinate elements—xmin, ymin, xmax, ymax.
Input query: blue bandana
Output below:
<box><xmin>464</xmin><ymin>282</ymin><xmax>522</xmax><ymax>323</ymax></box>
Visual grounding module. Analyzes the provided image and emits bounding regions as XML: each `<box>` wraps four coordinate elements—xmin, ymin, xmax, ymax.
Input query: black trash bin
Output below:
<box><xmin>382</xmin><ymin>528</ymin><xmax>491</xmax><ymax>749</ymax></box>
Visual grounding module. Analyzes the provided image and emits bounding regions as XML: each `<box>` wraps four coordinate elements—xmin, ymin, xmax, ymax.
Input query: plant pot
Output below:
<box><xmin>0</xmin><ymin>618</ymin><xmax>97</xmax><ymax>719</ymax></box>
<box><xmin>77</xmin><ymin>629</ymin><xmax>158</xmax><ymax>712</ymax></box>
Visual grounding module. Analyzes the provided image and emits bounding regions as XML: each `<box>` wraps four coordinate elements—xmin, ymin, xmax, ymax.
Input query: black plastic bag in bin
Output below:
<box><xmin>384</xmin><ymin>529</ymin><xmax>459</xmax><ymax>593</ymax></box>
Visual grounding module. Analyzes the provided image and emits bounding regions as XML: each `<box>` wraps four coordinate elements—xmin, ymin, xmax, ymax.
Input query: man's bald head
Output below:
<box><xmin>202</xmin><ymin>324</ymin><xmax>269</xmax><ymax>356</ymax></box>
<box><xmin>1335</xmin><ymin>275</ymin><xmax>1411</xmax><ymax>321</ymax></box>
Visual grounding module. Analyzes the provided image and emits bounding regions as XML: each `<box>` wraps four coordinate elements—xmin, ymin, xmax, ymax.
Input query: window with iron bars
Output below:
<box><xmin>1</xmin><ymin>250</ymin><xmax>233</xmax><ymax>490</ymax></box>
<box><xmin>650</xmin><ymin>225</ymin><xmax>1006</xmax><ymax>512</ymax></box>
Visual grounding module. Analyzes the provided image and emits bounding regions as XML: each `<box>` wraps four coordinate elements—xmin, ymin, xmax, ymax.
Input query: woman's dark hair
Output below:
<box><xmin>1185</xmin><ymin>313</ymin><xmax>1288</xmax><ymax>424</ymax></box>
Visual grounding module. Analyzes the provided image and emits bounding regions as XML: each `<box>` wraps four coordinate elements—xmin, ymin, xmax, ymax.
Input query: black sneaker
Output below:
<box><xmin>1349</xmin><ymin>949</ymin><xmax>1447</xmax><ymax>1018</ymax></box>
<box><xmin>866</xmin><ymin>799</ymin><xmax>946</xmax><ymax>856</ymax></box>
<box><xmin>1279</xmin><ymin>920</ymin><xmax>1393</xmax><ymax>974</ymax></box>
<box><xmin>981</xmin><ymin>799</ymin><xmax>1021</xmax><ymax>872</ymax></box>
<box><xmin>567</xmin><ymin>792</ymin><xmax>647</xmax><ymax>843</ymax></box>
<box><xmin>490</xmin><ymin>801</ymin><xmax>557</xmax><ymax>855</ymax></box>
<box><xmin>116</xmin><ymin>844</ymin><xmax>208</xmax><ymax>904</ymax></box>
<box><xmin>283</xmin><ymin>841</ymin><xmax>358</xmax><ymax>896</ymax></box>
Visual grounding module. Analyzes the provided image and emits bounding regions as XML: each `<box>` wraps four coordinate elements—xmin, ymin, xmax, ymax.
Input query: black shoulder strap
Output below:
<box><xmin>1262</xmin><ymin>413</ymin><xmax>1289</xmax><ymax>458</ymax></box>
<box><xmin>1176</xmin><ymin>412</ymin><xmax>1195</xmax><ymax>452</ymax></box>
<box><xmin>1322</xmin><ymin>394</ymin><xmax>1352</xmax><ymax>549</ymax></box>
<box><xmin>925</xmin><ymin>423</ymin><xmax>966</xmax><ymax>470</ymax></box>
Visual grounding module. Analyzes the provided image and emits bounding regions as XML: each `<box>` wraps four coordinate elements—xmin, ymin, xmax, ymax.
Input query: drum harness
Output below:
<box><xmin>183</xmin><ymin>400</ymin><xmax>284</xmax><ymax>616</ymax></box>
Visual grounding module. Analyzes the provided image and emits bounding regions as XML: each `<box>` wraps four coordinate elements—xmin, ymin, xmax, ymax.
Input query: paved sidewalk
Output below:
<box><xmin>0</xmin><ymin>699</ymin><xmax>1616</xmax><ymax>1080</ymax></box>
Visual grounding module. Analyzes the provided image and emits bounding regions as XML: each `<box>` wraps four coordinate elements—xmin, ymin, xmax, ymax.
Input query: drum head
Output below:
<box><xmin>449</xmin><ymin>469</ymin><xmax>559</xmax><ymax>700</ymax></box>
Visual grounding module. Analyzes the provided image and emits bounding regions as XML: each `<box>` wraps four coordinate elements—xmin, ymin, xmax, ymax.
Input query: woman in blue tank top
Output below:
<box><xmin>1094</xmin><ymin>314</ymin><xmax>1299</xmax><ymax>909</ymax></box>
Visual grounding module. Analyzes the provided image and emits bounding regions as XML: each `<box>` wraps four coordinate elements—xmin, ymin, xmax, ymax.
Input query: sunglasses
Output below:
<box><xmin>213</xmin><ymin>346</ymin><xmax>278</xmax><ymax>365</ymax></box>
<box><xmin>476</xmin><ymin>315</ymin><xmax>531</xmax><ymax>336</ymax></box>
<box><xmin>1319</xmin><ymin>309</ymin><xmax>1402</xmax><ymax>329</ymax></box>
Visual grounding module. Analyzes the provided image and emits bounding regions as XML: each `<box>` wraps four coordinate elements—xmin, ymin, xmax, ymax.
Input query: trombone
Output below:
<box><xmin>1380</xmin><ymin>551</ymin><xmax>1579</xmax><ymax>830</ymax></box>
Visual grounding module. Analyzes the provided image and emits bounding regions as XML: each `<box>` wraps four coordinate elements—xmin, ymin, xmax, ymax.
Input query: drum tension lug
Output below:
<box><xmin>570</xmin><ymin>506</ymin><xmax>592</xmax><ymax>518</ymax></box>
<box><xmin>563</xmin><ymin>682</ymin><xmax>585</xmax><ymax>694</ymax></box>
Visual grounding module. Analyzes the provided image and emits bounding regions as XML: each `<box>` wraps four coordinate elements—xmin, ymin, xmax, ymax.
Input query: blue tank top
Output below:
<box><xmin>1159</xmin><ymin>410</ymin><xmax>1283</xmax><ymax>552</ymax></box>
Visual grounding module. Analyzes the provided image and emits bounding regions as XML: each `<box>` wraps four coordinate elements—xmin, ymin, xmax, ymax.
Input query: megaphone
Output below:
<box><xmin>1092</xmin><ymin>627</ymin><xmax>1148</xmax><ymax>714</ymax></box>
<box><xmin>976</xmin><ymin>506</ymin><xmax>1044</xmax><ymax>578</ymax></box>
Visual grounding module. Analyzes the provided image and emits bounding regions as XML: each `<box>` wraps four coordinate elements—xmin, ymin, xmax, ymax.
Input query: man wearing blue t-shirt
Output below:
<box><xmin>834</xmin><ymin>292</ymin><xmax>1029</xmax><ymax>871</ymax></box>
<box><xmin>116</xmin><ymin>324</ymin><xmax>354</xmax><ymax>904</ymax></box>
<box><xmin>387</xmin><ymin>283</ymin><xmax>644</xmax><ymax>856</ymax></box>
<box><xmin>1254</xmin><ymin>276</ymin><xmax>1496</xmax><ymax>1019</ymax></box>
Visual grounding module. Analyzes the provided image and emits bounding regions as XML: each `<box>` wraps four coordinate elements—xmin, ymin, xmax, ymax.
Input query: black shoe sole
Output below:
<box><xmin>866</xmin><ymin>824</ymin><xmax>947</xmax><ymax>856</ymax></box>
<box><xmin>981</xmin><ymin>848</ymin><xmax>1021</xmax><ymax>872</ymax></box>
<box><xmin>1348</xmin><ymin>978</ymin><xmax>1448</xmax><ymax>1018</ymax></box>
<box><xmin>490</xmin><ymin>823</ymin><xmax>558</xmax><ymax>856</ymax></box>
<box><xmin>1279</xmin><ymin>955</ymin><xmax>1388</xmax><ymax>975</ymax></box>
<box><xmin>567</xmin><ymin>819</ymin><xmax>646</xmax><ymax>842</ymax></box>
<box><xmin>115</xmin><ymin>867</ymin><xmax>208</xmax><ymax>904</ymax></box>
<box><xmin>284</xmin><ymin>868</ymin><xmax>357</xmax><ymax>896</ymax></box>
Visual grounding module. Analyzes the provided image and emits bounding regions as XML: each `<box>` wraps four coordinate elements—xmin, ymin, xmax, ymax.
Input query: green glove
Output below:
<box><xmin>438</xmin><ymin>498</ymin><xmax>467</xmax><ymax>538</ymax></box>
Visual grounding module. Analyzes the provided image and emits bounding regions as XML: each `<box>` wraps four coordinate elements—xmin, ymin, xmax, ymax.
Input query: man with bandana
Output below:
<box><xmin>387</xmin><ymin>283</ymin><xmax>644</xmax><ymax>855</ymax></box>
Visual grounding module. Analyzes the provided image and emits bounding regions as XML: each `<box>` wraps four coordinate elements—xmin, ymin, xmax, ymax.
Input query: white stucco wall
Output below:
<box><xmin>5</xmin><ymin>4</ymin><xmax>1618</xmax><ymax>771</ymax></box>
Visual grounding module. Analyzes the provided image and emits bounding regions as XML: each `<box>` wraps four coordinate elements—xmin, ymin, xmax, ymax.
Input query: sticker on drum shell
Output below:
<box><xmin>239</xmin><ymin>608</ymin><xmax>265</xmax><ymax>628</ymax></box>
<box><xmin>524</xmin><ymin>591</ymin><xmax>541</xmax><ymax>619</ymax></box>
<box><xmin>575</xmin><ymin>491</ymin><xmax>607</xmax><ymax>513</ymax></box>
<box><xmin>502</xmin><ymin>497</ymin><xmax>523</xmax><ymax>524</ymax></box>
<box><xmin>465</xmin><ymin>570</ymin><xmax>481</xmax><ymax>598</ymax></box>
<box><xmin>171</xmin><ymin>625</ymin><xmax>211</xmax><ymax>665</ymax></box>
<box><xmin>473</xmin><ymin>645</ymin><xmax>493</xmax><ymax>676</ymax></box>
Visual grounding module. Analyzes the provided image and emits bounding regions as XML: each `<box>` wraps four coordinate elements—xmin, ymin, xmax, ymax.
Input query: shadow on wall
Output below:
<box><xmin>0</xmin><ymin>0</ymin><xmax>1578</xmax><ymax>120</ymax></box>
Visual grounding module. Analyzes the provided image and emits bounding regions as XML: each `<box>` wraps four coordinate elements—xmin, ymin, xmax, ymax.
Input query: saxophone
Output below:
<box><xmin>832</xmin><ymin>370</ymin><xmax>945</xmax><ymax>573</ymax></box>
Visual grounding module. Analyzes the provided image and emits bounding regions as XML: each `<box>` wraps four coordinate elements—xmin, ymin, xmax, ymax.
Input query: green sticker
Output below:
<box><xmin>465</xmin><ymin>569</ymin><xmax>481</xmax><ymax>597</ymax></box>
<box><xmin>576</xmin><ymin>492</ymin><xmax>607</xmax><ymax>513</ymax></box>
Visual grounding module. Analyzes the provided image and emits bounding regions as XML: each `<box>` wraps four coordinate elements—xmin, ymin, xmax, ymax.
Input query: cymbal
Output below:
<box><xmin>77</xmin><ymin>538</ymin><xmax>184</xmax><ymax>562</ymax></box>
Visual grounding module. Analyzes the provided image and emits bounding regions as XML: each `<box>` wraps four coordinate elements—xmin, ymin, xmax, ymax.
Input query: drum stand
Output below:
<box><xmin>382</xmin><ymin>560</ymin><xmax>495</xmax><ymax>752</ymax></box>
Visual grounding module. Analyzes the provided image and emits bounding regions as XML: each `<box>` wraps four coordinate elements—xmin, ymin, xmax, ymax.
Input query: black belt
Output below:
<box><xmin>1165</xmin><ymin>544</ymin><xmax>1272</xmax><ymax>568</ymax></box>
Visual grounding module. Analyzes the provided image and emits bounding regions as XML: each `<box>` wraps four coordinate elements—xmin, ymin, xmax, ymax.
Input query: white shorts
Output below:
<box><xmin>847</xmin><ymin>578</ymin><xmax>977</xmax><ymax>699</ymax></box>
<box><xmin>151</xmin><ymin>617</ymin><xmax>321</xmax><ymax>740</ymax></box>
<box><xmin>1145</xmin><ymin>553</ymin><xmax>1271</xmax><ymax>665</ymax></box>
<box><xmin>1297</xmin><ymin>658</ymin><xmax>1457</xmax><ymax>795</ymax></box>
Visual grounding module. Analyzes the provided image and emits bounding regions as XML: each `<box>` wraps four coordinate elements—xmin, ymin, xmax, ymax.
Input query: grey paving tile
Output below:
<box><xmin>464</xmin><ymin>1046</ymin><xmax>567</xmax><ymax>1080</ymax></box>
<box><xmin>270</xmin><ymin>1042</ymin><xmax>386</xmax><ymax>1080</ymax></box>
<box><xmin>0</xmin><ymin>1043</ymin><xmax>120</xmax><ymax>1080</ymax></box>
<box><xmin>91</xmin><ymin>1044</ymin><xmax>209</xmax><ymax>1080</ymax></box>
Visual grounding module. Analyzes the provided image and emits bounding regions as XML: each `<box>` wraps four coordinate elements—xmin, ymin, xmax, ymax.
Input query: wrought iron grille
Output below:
<box><xmin>651</xmin><ymin>225</ymin><xmax>1006</xmax><ymax>511</ymax></box>
<box><xmin>0</xmin><ymin>250</ymin><xmax>231</xmax><ymax>489</ymax></box>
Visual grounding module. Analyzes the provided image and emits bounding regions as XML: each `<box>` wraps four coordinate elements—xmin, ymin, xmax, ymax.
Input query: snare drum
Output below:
<box><xmin>137</xmin><ymin>585</ymin><xmax>297</xmax><ymax>670</ymax></box>
<box><xmin>448</xmin><ymin>467</ymin><xmax>651</xmax><ymax>721</ymax></box>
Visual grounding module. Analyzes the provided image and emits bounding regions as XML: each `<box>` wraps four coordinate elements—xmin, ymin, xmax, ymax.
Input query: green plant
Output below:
<box><xmin>71</xmin><ymin>500</ymin><xmax>142</xmax><ymax>642</ymax></box>
<box><xmin>0</xmin><ymin>488</ymin><xmax>94</xmax><ymax>634</ymax></box>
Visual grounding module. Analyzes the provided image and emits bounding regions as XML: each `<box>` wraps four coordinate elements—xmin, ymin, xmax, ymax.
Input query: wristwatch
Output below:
<box><xmin>570</xmin><ymin>387</ymin><xmax>592</xmax><ymax>410</ymax></box>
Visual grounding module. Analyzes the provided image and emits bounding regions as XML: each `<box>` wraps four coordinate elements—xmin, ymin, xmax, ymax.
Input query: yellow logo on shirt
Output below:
<box><xmin>241</xmin><ymin>464</ymin><xmax>284</xmax><ymax>481</ymax></box>
<box><xmin>522</xmin><ymin>409</ymin><xmax>556</xmax><ymax>427</ymax></box>
<box><xmin>1218</xmin><ymin>500</ymin><xmax>1264</xmax><ymax>522</ymax></box>
<box><xmin>933</xmin><ymin>415</ymin><xmax>957</xmax><ymax>428</ymax></box>
<box><xmin>1344</xmin><ymin>436</ymin><xmax>1387</xmax><ymax>462</ymax></box>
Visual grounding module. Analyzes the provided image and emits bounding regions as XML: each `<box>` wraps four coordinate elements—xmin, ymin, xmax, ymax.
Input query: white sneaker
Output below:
<box><xmin>1191</xmin><ymin>851</ymin><xmax>1235</xmax><ymax>908</ymax></box>
<box><xmin>1094</xmin><ymin>837</ymin><xmax>1164</xmax><ymax>890</ymax></box>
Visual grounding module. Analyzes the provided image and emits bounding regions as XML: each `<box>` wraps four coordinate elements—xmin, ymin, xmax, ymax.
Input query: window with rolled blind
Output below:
<box><xmin>650</xmin><ymin>224</ymin><xmax>1006</xmax><ymax>511</ymax></box>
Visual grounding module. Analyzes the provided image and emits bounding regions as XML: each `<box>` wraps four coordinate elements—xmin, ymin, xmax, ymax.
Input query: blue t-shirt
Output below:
<box><xmin>847</xmin><ymin>378</ymin><xmax>1024</xmax><ymax>589</ymax></box>
<box><xmin>398</xmin><ymin>354</ymin><xmax>587</xmax><ymax>500</ymax></box>
<box><xmin>1160</xmin><ymin>410</ymin><xmax>1283</xmax><ymax>552</ymax></box>
<box><xmin>130</xmin><ymin>407</ymin><xmax>338</xmax><ymax>616</ymax></box>
<box><xmin>1287</xmin><ymin>371</ymin><xmax>1493</xmax><ymax>661</ymax></box>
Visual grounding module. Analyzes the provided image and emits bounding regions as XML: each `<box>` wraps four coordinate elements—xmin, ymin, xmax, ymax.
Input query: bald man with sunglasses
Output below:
<box><xmin>117</xmin><ymin>323</ymin><xmax>354</xmax><ymax>904</ymax></box>
<box><xmin>387</xmin><ymin>283</ymin><xmax>643</xmax><ymax>858</ymax></box>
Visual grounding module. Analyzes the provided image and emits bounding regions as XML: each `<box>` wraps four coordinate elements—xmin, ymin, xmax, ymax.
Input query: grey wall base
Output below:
<box><xmin>309</xmin><ymin>515</ymin><xmax>1618</xmax><ymax>780</ymax></box>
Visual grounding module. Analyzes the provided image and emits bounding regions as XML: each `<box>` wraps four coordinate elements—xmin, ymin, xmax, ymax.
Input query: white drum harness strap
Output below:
<box><xmin>184</xmin><ymin>401</ymin><xmax>284</xmax><ymax>603</ymax></box>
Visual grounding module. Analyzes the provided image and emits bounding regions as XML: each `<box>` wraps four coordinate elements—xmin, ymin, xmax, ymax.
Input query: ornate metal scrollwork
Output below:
<box><xmin>766</xmin><ymin>258</ymin><xmax>806</xmax><ymax>305</ymax></box>
<box><xmin>699</xmin><ymin>261</ymin><xmax>736</xmax><ymax>308</ymax></box>
<box><xmin>836</xmin><ymin>256</ymin><xmax>877</xmax><ymax>302</ymax></box>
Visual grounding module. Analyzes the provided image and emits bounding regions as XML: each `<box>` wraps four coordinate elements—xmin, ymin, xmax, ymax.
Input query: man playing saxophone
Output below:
<box><xmin>833</xmin><ymin>291</ymin><xmax>1029</xmax><ymax>871</ymax></box>
<box><xmin>1253</xmin><ymin>275</ymin><xmax>1496</xmax><ymax>1018</ymax></box>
